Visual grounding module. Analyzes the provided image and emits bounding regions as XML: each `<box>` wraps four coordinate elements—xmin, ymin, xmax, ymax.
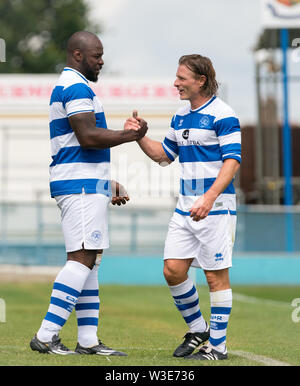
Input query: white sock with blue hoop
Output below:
<box><xmin>209</xmin><ymin>289</ymin><xmax>232</xmax><ymax>353</ymax></box>
<box><xmin>37</xmin><ymin>260</ymin><xmax>91</xmax><ymax>342</ymax></box>
<box><xmin>169</xmin><ymin>277</ymin><xmax>207</xmax><ymax>332</ymax></box>
<box><xmin>75</xmin><ymin>261</ymin><xmax>100</xmax><ymax>348</ymax></box>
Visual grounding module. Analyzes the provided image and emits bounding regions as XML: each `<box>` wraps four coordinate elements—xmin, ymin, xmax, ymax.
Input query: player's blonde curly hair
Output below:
<box><xmin>179</xmin><ymin>54</ymin><xmax>219</xmax><ymax>97</ymax></box>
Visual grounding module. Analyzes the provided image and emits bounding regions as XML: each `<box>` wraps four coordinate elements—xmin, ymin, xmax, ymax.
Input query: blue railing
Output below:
<box><xmin>0</xmin><ymin>202</ymin><xmax>300</xmax><ymax>266</ymax></box>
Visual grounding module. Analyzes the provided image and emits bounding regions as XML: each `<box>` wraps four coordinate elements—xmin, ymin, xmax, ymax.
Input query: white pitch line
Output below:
<box><xmin>229</xmin><ymin>350</ymin><xmax>291</xmax><ymax>366</ymax></box>
<box><xmin>231</xmin><ymin>293</ymin><xmax>292</xmax><ymax>365</ymax></box>
<box><xmin>233</xmin><ymin>293</ymin><xmax>290</xmax><ymax>308</ymax></box>
<box><xmin>119</xmin><ymin>347</ymin><xmax>292</xmax><ymax>366</ymax></box>
<box><xmin>0</xmin><ymin>344</ymin><xmax>292</xmax><ymax>365</ymax></box>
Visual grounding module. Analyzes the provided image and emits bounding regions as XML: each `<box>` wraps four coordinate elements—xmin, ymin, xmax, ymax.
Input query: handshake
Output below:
<box><xmin>123</xmin><ymin>110</ymin><xmax>148</xmax><ymax>141</ymax></box>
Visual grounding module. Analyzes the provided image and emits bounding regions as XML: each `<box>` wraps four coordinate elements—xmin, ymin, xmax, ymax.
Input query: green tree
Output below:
<box><xmin>0</xmin><ymin>0</ymin><xmax>100</xmax><ymax>73</ymax></box>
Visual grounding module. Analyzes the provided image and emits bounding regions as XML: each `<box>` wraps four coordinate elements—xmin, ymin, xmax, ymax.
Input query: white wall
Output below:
<box><xmin>0</xmin><ymin>74</ymin><xmax>184</xmax><ymax>208</ymax></box>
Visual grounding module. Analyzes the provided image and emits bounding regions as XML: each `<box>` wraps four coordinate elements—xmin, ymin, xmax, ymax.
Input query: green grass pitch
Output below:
<box><xmin>0</xmin><ymin>282</ymin><xmax>299</xmax><ymax>366</ymax></box>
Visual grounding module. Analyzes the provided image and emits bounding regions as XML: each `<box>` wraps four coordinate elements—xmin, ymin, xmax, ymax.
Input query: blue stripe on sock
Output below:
<box><xmin>80</xmin><ymin>289</ymin><xmax>99</xmax><ymax>297</ymax></box>
<box><xmin>209</xmin><ymin>336</ymin><xmax>226</xmax><ymax>347</ymax></box>
<box><xmin>53</xmin><ymin>282</ymin><xmax>81</xmax><ymax>298</ymax></box>
<box><xmin>175</xmin><ymin>298</ymin><xmax>199</xmax><ymax>311</ymax></box>
<box><xmin>173</xmin><ymin>286</ymin><xmax>196</xmax><ymax>300</ymax></box>
<box><xmin>211</xmin><ymin>306</ymin><xmax>231</xmax><ymax>315</ymax></box>
<box><xmin>210</xmin><ymin>321</ymin><xmax>228</xmax><ymax>330</ymax></box>
<box><xmin>77</xmin><ymin>317</ymin><xmax>98</xmax><ymax>326</ymax></box>
<box><xmin>183</xmin><ymin>310</ymin><xmax>202</xmax><ymax>324</ymax></box>
<box><xmin>75</xmin><ymin>302</ymin><xmax>100</xmax><ymax>311</ymax></box>
<box><xmin>44</xmin><ymin>311</ymin><xmax>66</xmax><ymax>327</ymax></box>
<box><xmin>50</xmin><ymin>296</ymin><xmax>74</xmax><ymax>312</ymax></box>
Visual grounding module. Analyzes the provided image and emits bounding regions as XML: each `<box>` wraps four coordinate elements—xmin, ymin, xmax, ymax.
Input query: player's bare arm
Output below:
<box><xmin>125</xmin><ymin>110</ymin><xmax>172</xmax><ymax>165</ymax></box>
<box><xmin>190</xmin><ymin>159</ymin><xmax>240</xmax><ymax>221</ymax></box>
<box><xmin>137</xmin><ymin>136</ymin><xmax>171</xmax><ymax>165</ymax></box>
<box><xmin>69</xmin><ymin>112</ymin><xmax>148</xmax><ymax>149</ymax></box>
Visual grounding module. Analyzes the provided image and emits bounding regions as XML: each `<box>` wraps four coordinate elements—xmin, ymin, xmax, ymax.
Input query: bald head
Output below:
<box><xmin>66</xmin><ymin>31</ymin><xmax>104</xmax><ymax>82</ymax></box>
<box><xmin>67</xmin><ymin>31</ymin><xmax>100</xmax><ymax>54</ymax></box>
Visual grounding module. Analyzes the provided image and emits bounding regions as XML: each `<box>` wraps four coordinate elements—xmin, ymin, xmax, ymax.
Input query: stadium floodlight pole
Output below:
<box><xmin>280</xmin><ymin>28</ymin><xmax>294</xmax><ymax>252</ymax></box>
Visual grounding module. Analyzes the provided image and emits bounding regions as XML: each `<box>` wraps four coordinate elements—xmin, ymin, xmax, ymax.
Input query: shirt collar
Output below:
<box><xmin>63</xmin><ymin>67</ymin><xmax>89</xmax><ymax>84</ymax></box>
<box><xmin>190</xmin><ymin>95</ymin><xmax>216</xmax><ymax>113</ymax></box>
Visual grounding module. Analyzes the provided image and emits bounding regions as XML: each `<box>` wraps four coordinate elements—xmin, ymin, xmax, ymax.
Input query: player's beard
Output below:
<box><xmin>82</xmin><ymin>58</ymin><xmax>98</xmax><ymax>82</ymax></box>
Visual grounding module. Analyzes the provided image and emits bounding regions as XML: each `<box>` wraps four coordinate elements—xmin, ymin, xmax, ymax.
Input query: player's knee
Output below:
<box><xmin>163</xmin><ymin>262</ymin><xmax>174</xmax><ymax>281</ymax></box>
<box><xmin>67</xmin><ymin>248</ymin><xmax>97</xmax><ymax>270</ymax></box>
<box><xmin>163</xmin><ymin>260</ymin><xmax>186</xmax><ymax>285</ymax></box>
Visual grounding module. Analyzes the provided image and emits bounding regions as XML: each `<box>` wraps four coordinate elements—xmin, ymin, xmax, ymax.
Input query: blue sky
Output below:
<box><xmin>86</xmin><ymin>0</ymin><xmax>300</xmax><ymax>125</ymax></box>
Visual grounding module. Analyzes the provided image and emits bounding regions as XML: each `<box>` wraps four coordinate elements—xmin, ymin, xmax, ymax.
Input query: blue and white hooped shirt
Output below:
<box><xmin>49</xmin><ymin>67</ymin><xmax>111</xmax><ymax>198</ymax></box>
<box><xmin>162</xmin><ymin>96</ymin><xmax>241</xmax><ymax>216</ymax></box>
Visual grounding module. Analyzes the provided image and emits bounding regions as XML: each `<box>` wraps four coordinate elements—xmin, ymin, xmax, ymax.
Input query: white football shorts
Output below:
<box><xmin>55</xmin><ymin>192</ymin><xmax>110</xmax><ymax>252</ymax></box>
<box><xmin>164</xmin><ymin>210</ymin><xmax>236</xmax><ymax>270</ymax></box>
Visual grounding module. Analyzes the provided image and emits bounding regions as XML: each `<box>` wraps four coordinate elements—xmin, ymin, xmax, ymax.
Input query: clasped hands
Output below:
<box><xmin>124</xmin><ymin>110</ymin><xmax>148</xmax><ymax>139</ymax></box>
<box><xmin>111</xmin><ymin>111</ymin><xmax>148</xmax><ymax>206</ymax></box>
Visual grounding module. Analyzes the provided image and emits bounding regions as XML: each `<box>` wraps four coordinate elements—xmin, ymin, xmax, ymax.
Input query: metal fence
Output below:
<box><xmin>0</xmin><ymin>201</ymin><xmax>300</xmax><ymax>266</ymax></box>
